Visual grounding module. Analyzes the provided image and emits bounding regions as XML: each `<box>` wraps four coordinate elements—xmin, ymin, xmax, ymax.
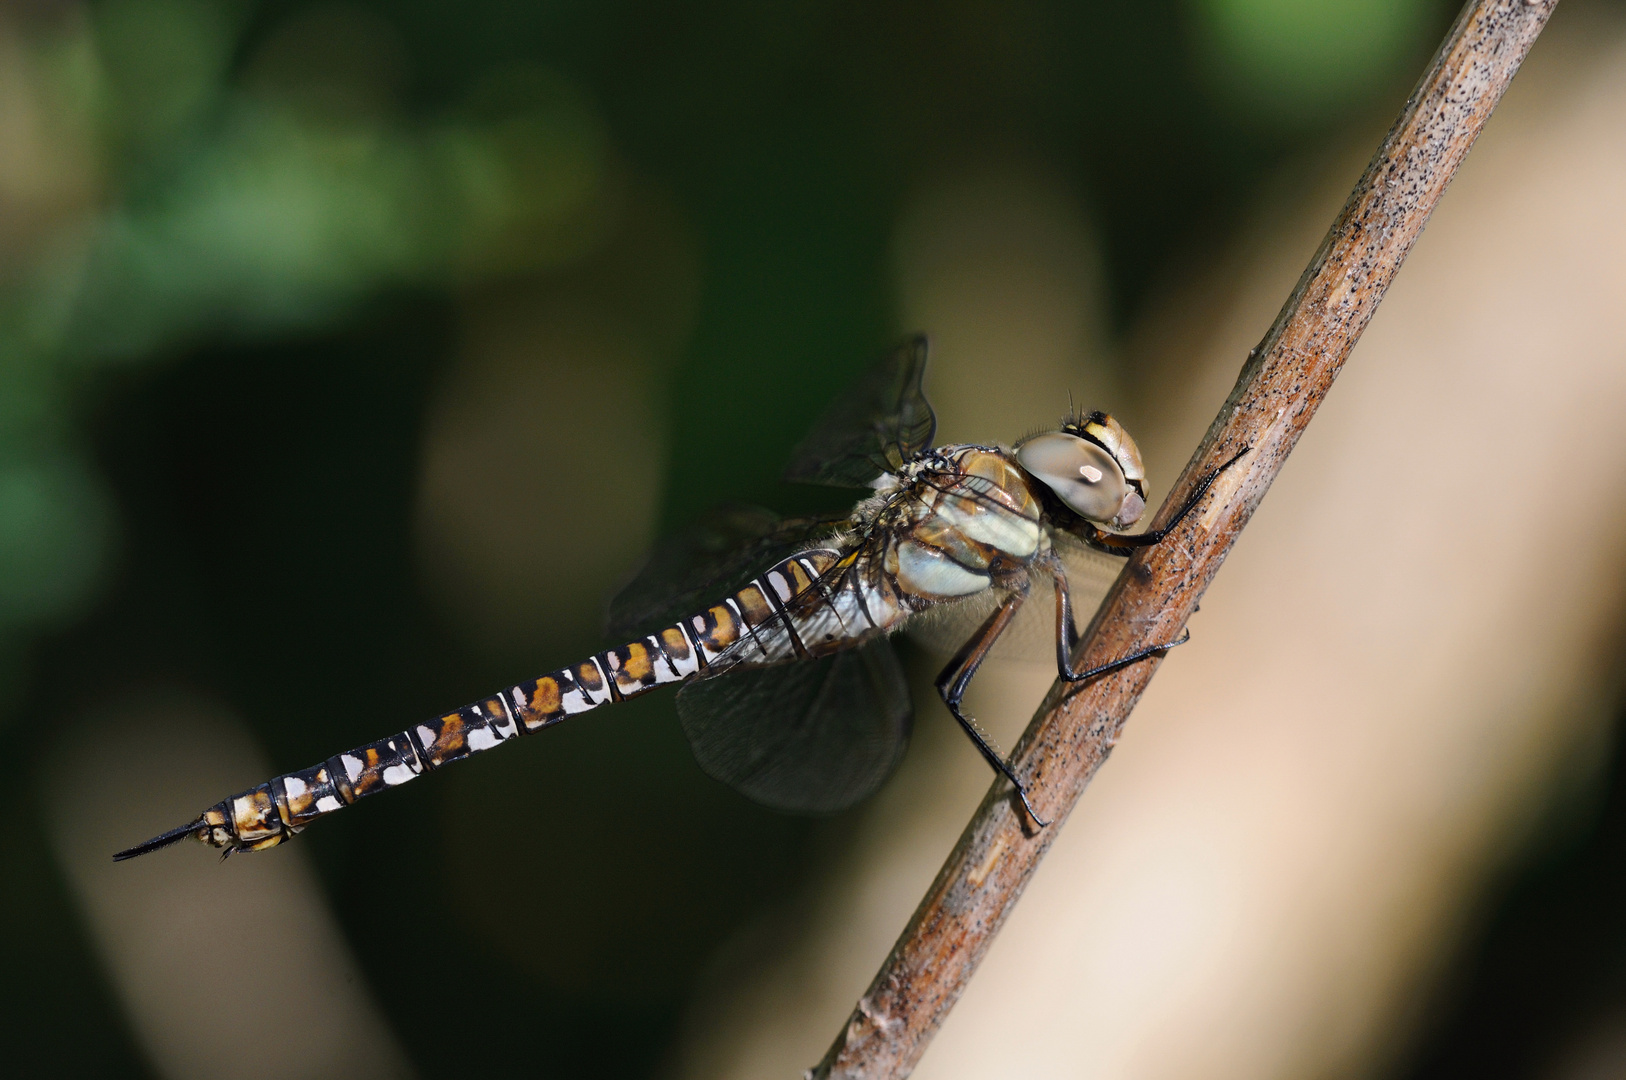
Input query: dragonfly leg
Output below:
<box><xmin>1042</xmin><ymin>553</ymin><xmax>1191</xmax><ymax>682</ymax></box>
<box><xmin>934</xmin><ymin>585</ymin><xmax>1050</xmax><ymax>828</ymax></box>
<box><xmin>1078</xmin><ymin>445</ymin><xmax>1251</xmax><ymax>555</ymax></box>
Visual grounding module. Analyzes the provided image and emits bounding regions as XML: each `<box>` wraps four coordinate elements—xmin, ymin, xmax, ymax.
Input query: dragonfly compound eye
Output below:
<box><xmin>1015</xmin><ymin>432</ymin><xmax>1143</xmax><ymax>528</ymax></box>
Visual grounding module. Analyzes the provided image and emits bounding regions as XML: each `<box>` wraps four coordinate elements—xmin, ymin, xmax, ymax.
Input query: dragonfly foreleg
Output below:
<box><xmin>1041</xmin><ymin>552</ymin><xmax>1191</xmax><ymax>683</ymax></box>
<box><xmin>1076</xmin><ymin>445</ymin><xmax>1251</xmax><ymax>555</ymax></box>
<box><xmin>933</xmin><ymin>584</ymin><xmax>1050</xmax><ymax>828</ymax></box>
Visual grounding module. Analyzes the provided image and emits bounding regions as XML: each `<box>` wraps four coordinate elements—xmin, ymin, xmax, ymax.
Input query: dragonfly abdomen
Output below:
<box><xmin>693</xmin><ymin>547</ymin><xmax>906</xmax><ymax>668</ymax></box>
<box><xmin>114</xmin><ymin>549</ymin><xmax>866</xmax><ymax>858</ymax></box>
<box><xmin>173</xmin><ymin>693</ymin><xmax>544</xmax><ymax>856</ymax></box>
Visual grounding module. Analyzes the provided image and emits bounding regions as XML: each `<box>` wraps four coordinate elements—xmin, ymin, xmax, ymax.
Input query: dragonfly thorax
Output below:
<box><xmin>877</xmin><ymin>445</ymin><xmax>1048</xmax><ymax>605</ymax></box>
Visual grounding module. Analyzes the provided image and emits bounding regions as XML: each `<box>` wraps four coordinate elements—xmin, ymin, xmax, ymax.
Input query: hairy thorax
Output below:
<box><xmin>869</xmin><ymin>446</ymin><xmax>1049</xmax><ymax>607</ymax></box>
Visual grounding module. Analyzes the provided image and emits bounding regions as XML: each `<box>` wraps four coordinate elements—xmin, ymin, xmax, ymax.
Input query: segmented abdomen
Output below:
<box><xmin>185</xmin><ymin>546</ymin><xmax>893</xmax><ymax>855</ymax></box>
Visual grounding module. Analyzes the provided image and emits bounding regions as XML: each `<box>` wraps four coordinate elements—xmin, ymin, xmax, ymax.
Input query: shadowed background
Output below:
<box><xmin>3</xmin><ymin>1</ymin><xmax>1625</xmax><ymax>1078</ymax></box>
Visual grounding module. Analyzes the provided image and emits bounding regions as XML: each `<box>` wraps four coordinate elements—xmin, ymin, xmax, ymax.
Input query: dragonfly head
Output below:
<box><xmin>1015</xmin><ymin>412</ymin><xmax>1147</xmax><ymax>530</ymax></box>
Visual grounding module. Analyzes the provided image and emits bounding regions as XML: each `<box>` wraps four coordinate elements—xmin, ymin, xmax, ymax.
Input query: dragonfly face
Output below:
<box><xmin>1014</xmin><ymin>413</ymin><xmax>1147</xmax><ymax>532</ymax></box>
<box><xmin>115</xmin><ymin>337</ymin><xmax>1240</xmax><ymax>860</ymax></box>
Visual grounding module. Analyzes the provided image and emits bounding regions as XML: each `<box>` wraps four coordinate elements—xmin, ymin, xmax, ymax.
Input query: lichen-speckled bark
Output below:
<box><xmin>811</xmin><ymin>2</ymin><xmax>1561</xmax><ymax>1077</ymax></box>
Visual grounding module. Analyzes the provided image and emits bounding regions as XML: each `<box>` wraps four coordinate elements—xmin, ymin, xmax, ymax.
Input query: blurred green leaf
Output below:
<box><xmin>0</xmin><ymin>448</ymin><xmax>114</xmax><ymax>633</ymax></box>
<box><xmin>1194</xmin><ymin>0</ymin><xmax>1431</xmax><ymax>124</ymax></box>
<box><xmin>94</xmin><ymin>0</ymin><xmax>232</xmax><ymax>155</ymax></box>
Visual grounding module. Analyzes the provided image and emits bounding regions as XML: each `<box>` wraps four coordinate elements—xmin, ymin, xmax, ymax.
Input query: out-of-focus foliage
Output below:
<box><xmin>0</xmin><ymin>0</ymin><xmax>610</xmax><ymax>660</ymax></box>
<box><xmin>0</xmin><ymin>0</ymin><xmax>1453</xmax><ymax>673</ymax></box>
<box><xmin>0</xmin><ymin>447</ymin><xmax>113</xmax><ymax>633</ymax></box>
<box><xmin>1195</xmin><ymin>0</ymin><xmax>1434</xmax><ymax>122</ymax></box>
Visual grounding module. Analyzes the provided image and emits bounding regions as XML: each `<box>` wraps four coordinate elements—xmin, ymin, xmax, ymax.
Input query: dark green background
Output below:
<box><xmin>4</xmin><ymin>1</ymin><xmax>1622</xmax><ymax>1077</ymax></box>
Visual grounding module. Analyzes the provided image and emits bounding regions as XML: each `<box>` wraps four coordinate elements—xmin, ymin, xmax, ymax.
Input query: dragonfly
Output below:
<box><xmin>114</xmin><ymin>337</ymin><xmax>1242</xmax><ymax>861</ymax></box>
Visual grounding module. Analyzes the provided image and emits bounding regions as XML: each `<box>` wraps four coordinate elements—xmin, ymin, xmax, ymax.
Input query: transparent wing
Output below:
<box><xmin>606</xmin><ymin>505</ymin><xmax>847</xmax><ymax>640</ymax></box>
<box><xmin>906</xmin><ymin>535</ymin><xmax>1126</xmax><ymax>664</ymax></box>
<box><xmin>676</xmin><ymin>639</ymin><xmax>912</xmax><ymax>814</ymax></box>
<box><xmin>782</xmin><ymin>335</ymin><xmax>937</xmax><ymax>488</ymax></box>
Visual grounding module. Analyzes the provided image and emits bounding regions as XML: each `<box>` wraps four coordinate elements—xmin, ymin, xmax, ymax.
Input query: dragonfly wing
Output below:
<box><xmin>782</xmin><ymin>336</ymin><xmax>937</xmax><ymax>488</ymax></box>
<box><xmin>606</xmin><ymin>505</ymin><xmax>847</xmax><ymax>640</ymax></box>
<box><xmin>676</xmin><ymin>640</ymin><xmax>912</xmax><ymax>814</ymax></box>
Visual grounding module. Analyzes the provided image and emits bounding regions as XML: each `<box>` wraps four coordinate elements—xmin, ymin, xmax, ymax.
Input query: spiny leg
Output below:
<box><xmin>1043</xmin><ymin>553</ymin><xmax>1191</xmax><ymax>683</ymax></box>
<box><xmin>934</xmin><ymin>584</ymin><xmax>1050</xmax><ymax>828</ymax></box>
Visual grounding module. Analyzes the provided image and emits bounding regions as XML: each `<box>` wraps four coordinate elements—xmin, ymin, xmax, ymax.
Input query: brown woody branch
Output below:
<box><xmin>810</xmin><ymin>1</ymin><xmax>1559</xmax><ymax>1076</ymax></box>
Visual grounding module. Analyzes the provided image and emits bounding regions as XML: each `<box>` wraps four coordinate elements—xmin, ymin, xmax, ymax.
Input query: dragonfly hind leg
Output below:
<box><xmin>934</xmin><ymin>586</ymin><xmax>1050</xmax><ymax>828</ymax></box>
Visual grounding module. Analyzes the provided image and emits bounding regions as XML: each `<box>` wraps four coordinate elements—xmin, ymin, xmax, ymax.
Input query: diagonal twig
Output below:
<box><xmin>810</xmin><ymin>1</ymin><xmax>1559</xmax><ymax>1076</ymax></box>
